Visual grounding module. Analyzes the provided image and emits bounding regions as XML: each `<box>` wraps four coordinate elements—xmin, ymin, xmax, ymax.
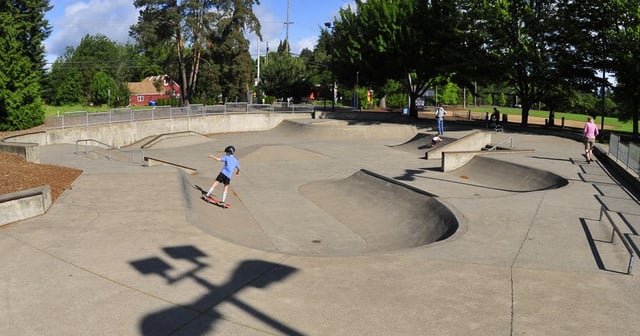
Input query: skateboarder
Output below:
<box><xmin>206</xmin><ymin>145</ymin><xmax>240</xmax><ymax>207</ymax></box>
<box><xmin>582</xmin><ymin>116</ymin><xmax>599</xmax><ymax>163</ymax></box>
<box><xmin>427</xmin><ymin>135</ymin><xmax>443</xmax><ymax>148</ymax></box>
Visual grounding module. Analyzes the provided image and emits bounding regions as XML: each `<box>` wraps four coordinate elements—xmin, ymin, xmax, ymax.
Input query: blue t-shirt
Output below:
<box><xmin>220</xmin><ymin>155</ymin><xmax>240</xmax><ymax>178</ymax></box>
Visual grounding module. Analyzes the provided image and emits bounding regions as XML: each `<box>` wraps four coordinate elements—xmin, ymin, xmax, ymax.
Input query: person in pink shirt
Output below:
<box><xmin>582</xmin><ymin>116</ymin><xmax>599</xmax><ymax>163</ymax></box>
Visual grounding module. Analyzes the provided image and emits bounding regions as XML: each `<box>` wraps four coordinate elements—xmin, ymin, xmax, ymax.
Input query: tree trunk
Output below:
<box><xmin>176</xmin><ymin>28</ymin><xmax>189</xmax><ymax>106</ymax></box>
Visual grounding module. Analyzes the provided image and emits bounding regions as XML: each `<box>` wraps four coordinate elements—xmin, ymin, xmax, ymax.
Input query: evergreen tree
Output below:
<box><xmin>0</xmin><ymin>0</ymin><xmax>52</xmax><ymax>130</ymax></box>
<box><xmin>130</xmin><ymin>0</ymin><xmax>261</xmax><ymax>105</ymax></box>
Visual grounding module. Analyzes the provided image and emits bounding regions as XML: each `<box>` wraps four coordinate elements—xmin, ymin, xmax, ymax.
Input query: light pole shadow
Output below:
<box><xmin>130</xmin><ymin>245</ymin><xmax>302</xmax><ymax>335</ymax></box>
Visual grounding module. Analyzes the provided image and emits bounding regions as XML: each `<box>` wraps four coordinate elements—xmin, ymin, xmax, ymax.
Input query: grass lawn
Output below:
<box><xmin>44</xmin><ymin>104</ymin><xmax>113</xmax><ymax>117</ymax></box>
<box><xmin>468</xmin><ymin>106</ymin><xmax>633</xmax><ymax>133</ymax></box>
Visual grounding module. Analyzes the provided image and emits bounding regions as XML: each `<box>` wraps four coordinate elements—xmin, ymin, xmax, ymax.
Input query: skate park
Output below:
<box><xmin>1</xmin><ymin>111</ymin><xmax>640</xmax><ymax>335</ymax></box>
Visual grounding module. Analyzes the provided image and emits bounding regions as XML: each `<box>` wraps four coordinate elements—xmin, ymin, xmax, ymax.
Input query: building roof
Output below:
<box><xmin>127</xmin><ymin>75</ymin><xmax>178</xmax><ymax>95</ymax></box>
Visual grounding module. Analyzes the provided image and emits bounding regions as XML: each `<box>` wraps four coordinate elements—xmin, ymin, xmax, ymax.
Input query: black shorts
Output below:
<box><xmin>216</xmin><ymin>173</ymin><xmax>231</xmax><ymax>185</ymax></box>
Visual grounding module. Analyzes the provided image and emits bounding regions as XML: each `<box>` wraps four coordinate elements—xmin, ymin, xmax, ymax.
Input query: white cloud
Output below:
<box><xmin>46</xmin><ymin>0</ymin><xmax>138</xmax><ymax>62</ymax></box>
<box><xmin>293</xmin><ymin>37</ymin><xmax>318</xmax><ymax>54</ymax></box>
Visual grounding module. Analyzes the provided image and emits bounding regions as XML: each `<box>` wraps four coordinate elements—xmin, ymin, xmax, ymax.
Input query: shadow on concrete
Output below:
<box><xmin>130</xmin><ymin>245</ymin><xmax>301</xmax><ymax>335</ymax></box>
<box><xmin>580</xmin><ymin>219</ymin><xmax>630</xmax><ymax>275</ymax></box>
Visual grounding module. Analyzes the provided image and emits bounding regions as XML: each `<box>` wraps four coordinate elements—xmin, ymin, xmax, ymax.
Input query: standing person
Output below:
<box><xmin>491</xmin><ymin>107</ymin><xmax>500</xmax><ymax>123</ymax></box>
<box><xmin>582</xmin><ymin>116</ymin><xmax>599</xmax><ymax>163</ymax></box>
<box><xmin>206</xmin><ymin>145</ymin><xmax>240</xmax><ymax>207</ymax></box>
<box><xmin>435</xmin><ymin>103</ymin><xmax>447</xmax><ymax>135</ymax></box>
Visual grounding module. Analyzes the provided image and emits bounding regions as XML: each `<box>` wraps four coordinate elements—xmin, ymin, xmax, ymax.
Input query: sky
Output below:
<box><xmin>44</xmin><ymin>0</ymin><xmax>355</xmax><ymax>65</ymax></box>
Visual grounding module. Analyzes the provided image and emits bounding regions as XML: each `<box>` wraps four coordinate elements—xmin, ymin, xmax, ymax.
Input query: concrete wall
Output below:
<box><xmin>0</xmin><ymin>142</ymin><xmax>40</xmax><ymax>163</ymax></box>
<box><xmin>425</xmin><ymin>130</ymin><xmax>492</xmax><ymax>160</ymax></box>
<box><xmin>4</xmin><ymin>112</ymin><xmax>311</xmax><ymax>147</ymax></box>
<box><xmin>314</xmin><ymin>110</ymin><xmax>406</xmax><ymax>122</ymax></box>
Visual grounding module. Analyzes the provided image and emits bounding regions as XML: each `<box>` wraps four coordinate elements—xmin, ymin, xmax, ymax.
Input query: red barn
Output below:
<box><xmin>127</xmin><ymin>75</ymin><xmax>181</xmax><ymax>106</ymax></box>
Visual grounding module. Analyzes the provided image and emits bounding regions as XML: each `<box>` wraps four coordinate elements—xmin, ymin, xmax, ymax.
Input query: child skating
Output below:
<box><xmin>205</xmin><ymin>145</ymin><xmax>240</xmax><ymax>208</ymax></box>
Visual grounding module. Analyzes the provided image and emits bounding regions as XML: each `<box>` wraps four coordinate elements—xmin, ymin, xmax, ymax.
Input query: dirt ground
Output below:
<box><xmin>1</xmin><ymin>125</ymin><xmax>82</xmax><ymax>201</ymax></box>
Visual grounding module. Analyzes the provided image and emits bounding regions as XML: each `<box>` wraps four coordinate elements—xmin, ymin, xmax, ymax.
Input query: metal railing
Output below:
<box><xmin>598</xmin><ymin>206</ymin><xmax>636</xmax><ymax>275</ymax></box>
<box><xmin>47</xmin><ymin>103</ymin><xmax>315</xmax><ymax>130</ymax></box>
<box><xmin>609</xmin><ymin>134</ymin><xmax>640</xmax><ymax>177</ymax></box>
<box><xmin>75</xmin><ymin>139</ymin><xmax>144</xmax><ymax>163</ymax></box>
<box><xmin>487</xmin><ymin>136</ymin><xmax>514</xmax><ymax>151</ymax></box>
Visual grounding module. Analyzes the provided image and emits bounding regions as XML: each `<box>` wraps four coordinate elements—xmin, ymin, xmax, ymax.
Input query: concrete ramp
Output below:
<box><xmin>182</xmin><ymin>169</ymin><xmax>460</xmax><ymax>256</ymax></box>
<box><xmin>450</xmin><ymin>155</ymin><xmax>569</xmax><ymax>192</ymax></box>
<box><xmin>268</xmin><ymin>119</ymin><xmax>417</xmax><ymax>141</ymax></box>
<box><xmin>125</xmin><ymin>131</ymin><xmax>212</xmax><ymax>149</ymax></box>
<box><xmin>389</xmin><ymin>132</ymin><xmax>455</xmax><ymax>157</ymax></box>
<box><xmin>298</xmin><ymin>170</ymin><xmax>460</xmax><ymax>254</ymax></box>
<box><xmin>239</xmin><ymin>144</ymin><xmax>330</xmax><ymax>163</ymax></box>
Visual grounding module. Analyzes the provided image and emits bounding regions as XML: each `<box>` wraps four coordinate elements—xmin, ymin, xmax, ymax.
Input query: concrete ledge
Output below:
<box><xmin>425</xmin><ymin>130</ymin><xmax>492</xmax><ymax>160</ymax></box>
<box><xmin>0</xmin><ymin>142</ymin><xmax>40</xmax><ymax>163</ymax></box>
<box><xmin>0</xmin><ymin>185</ymin><xmax>52</xmax><ymax>227</ymax></box>
<box><xmin>144</xmin><ymin>157</ymin><xmax>198</xmax><ymax>175</ymax></box>
<box><xmin>1</xmin><ymin>131</ymin><xmax>47</xmax><ymax>146</ymax></box>
<box><xmin>442</xmin><ymin>149</ymin><xmax>536</xmax><ymax>172</ymax></box>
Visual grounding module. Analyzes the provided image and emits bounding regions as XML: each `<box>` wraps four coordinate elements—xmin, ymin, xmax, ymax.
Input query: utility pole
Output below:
<box><xmin>284</xmin><ymin>0</ymin><xmax>294</xmax><ymax>52</ymax></box>
<box><xmin>325</xmin><ymin>22</ymin><xmax>335</xmax><ymax>112</ymax></box>
<box><xmin>256</xmin><ymin>39</ymin><xmax>260</xmax><ymax>86</ymax></box>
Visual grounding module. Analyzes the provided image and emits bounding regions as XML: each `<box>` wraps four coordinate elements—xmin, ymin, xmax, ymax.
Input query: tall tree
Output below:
<box><xmin>332</xmin><ymin>0</ymin><xmax>469</xmax><ymax>118</ymax></box>
<box><xmin>476</xmin><ymin>0</ymin><xmax>560</xmax><ymax>127</ymax></box>
<box><xmin>554</xmin><ymin>0</ymin><xmax>616</xmax><ymax>129</ymax></box>
<box><xmin>607</xmin><ymin>0</ymin><xmax>640</xmax><ymax>139</ymax></box>
<box><xmin>130</xmin><ymin>0</ymin><xmax>261</xmax><ymax>105</ymax></box>
<box><xmin>260</xmin><ymin>45</ymin><xmax>310</xmax><ymax>101</ymax></box>
<box><xmin>0</xmin><ymin>0</ymin><xmax>51</xmax><ymax>130</ymax></box>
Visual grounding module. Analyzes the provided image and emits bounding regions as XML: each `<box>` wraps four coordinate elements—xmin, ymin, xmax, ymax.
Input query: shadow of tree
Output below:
<box><xmin>130</xmin><ymin>245</ymin><xmax>302</xmax><ymax>335</ymax></box>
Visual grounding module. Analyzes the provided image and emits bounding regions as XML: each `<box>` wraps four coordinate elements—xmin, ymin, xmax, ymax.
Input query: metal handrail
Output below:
<box><xmin>75</xmin><ymin>139</ymin><xmax>144</xmax><ymax>163</ymax></box>
<box><xmin>488</xmin><ymin>137</ymin><xmax>513</xmax><ymax>151</ymax></box>
<box><xmin>599</xmin><ymin>206</ymin><xmax>636</xmax><ymax>275</ymax></box>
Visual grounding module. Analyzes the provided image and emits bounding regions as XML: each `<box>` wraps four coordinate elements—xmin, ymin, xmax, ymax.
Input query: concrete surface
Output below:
<box><xmin>1</xmin><ymin>118</ymin><xmax>639</xmax><ymax>336</ymax></box>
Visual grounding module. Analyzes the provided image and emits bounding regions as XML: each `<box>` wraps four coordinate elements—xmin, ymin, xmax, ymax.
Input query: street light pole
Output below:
<box><xmin>324</xmin><ymin>22</ymin><xmax>335</xmax><ymax>112</ymax></box>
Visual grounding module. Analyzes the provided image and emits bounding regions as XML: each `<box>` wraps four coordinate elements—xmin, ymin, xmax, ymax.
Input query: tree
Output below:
<box><xmin>43</xmin><ymin>35</ymin><xmax>138</xmax><ymax>107</ymax></box>
<box><xmin>475</xmin><ymin>0</ymin><xmax>562</xmax><ymax>127</ymax></box>
<box><xmin>90</xmin><ymin>71</ymin><xmax>117</xmax><ymax>106</ymax></box>
<box><xmin>130</xmin><ymin>0</ymin><xmax>261</xmax><ymax>105</ymax></box>
<box><xmin>609</xmin><ymin>0</ymin><xmax>640</xmax><ymax>139</ymax></box>
<box><xmin>260</xmin><ymin>45</ymin><xmax>310</xmax><ymax>101</ymax></box>
<box><xmin>0</xmin><ymin>0</ymin><xmax>51</xmax><ymax>130</ymax></box>
<box><xmin>332</xmin><ymin>0</ymin><xmax>470</xmax><ymax>118</ymax></box>
<box><xmin>552</xmin><ymin>0</ymin><xmax>617</xmax><ymax>128</ymax></box>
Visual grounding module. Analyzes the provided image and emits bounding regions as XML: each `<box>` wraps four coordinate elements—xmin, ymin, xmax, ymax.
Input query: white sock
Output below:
<box><xmin>207</xmin><ymin>187</ymin><xmax>214</xmax><ymax>196</ymax></box>
<box><xmin>222</xmin><ymin>191</ymin><xmax>227</xmax><ymax>202</ymax></box>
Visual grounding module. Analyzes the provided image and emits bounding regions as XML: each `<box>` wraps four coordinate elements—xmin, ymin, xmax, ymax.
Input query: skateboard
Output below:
<box><xmin>202</xmin><ymin>194</ymin><xmax>231</xmax><ymax>208</ymax></box>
